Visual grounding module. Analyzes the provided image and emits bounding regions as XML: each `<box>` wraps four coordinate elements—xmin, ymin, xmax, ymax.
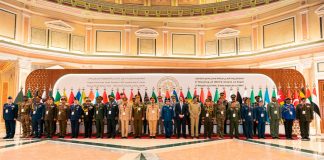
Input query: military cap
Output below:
<box><xmin>231</xmin><ymin>94</ymin><xmax>236</xmax><ymax>98</ymax></box>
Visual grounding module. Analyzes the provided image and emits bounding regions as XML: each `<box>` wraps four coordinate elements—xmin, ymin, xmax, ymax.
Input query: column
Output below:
<box><xmin>124</xmin><ymin>28</ymin><xmax>131</xmax><ymax>55</ymax></box>
<box><xmin>15</xmin><ymin>58</ymin><xmax>32</xmax><ymax>92</ymax></box>
<box><xmin>162</xmin><ymin>30</ymin><xmax>168</xmax><ymax>56</ymax></box>
<box><xmin>199</xmin><ymin>31</ymin><xmax>205</xmax><ymax>57</ymax></box>
<box><xmin>252</xmin><ymin>24</ymin><xmax>258</xmax><ymax>51</ymax></box>
<box><xmin>86</xmin><ymin>26</ymin><xmax>93</xmax><ymax>54</ymax></box>
<box><xmin>300</xmin><ymin>10</ymin><xmax>309</xmax><ymax>41</ymax></box>
<box><xmin>22</xmin><ymin>12</ymin><xmax>31</xmax><ymax>45</ymax></box>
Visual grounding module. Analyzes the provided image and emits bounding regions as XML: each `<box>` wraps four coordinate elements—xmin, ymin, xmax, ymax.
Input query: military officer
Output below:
<box><xmin>18</xmin><ymin>96</ymin><xmax>32</xmax><ymax>138</ymax></box>
<box><xmin>31</xmin><ymin>96</ymin><xmax>45</xmax><ymax>138</ymax></box>
<box><xmin>44</xmin><ymin>97</ymin><xmax>57</xmax><ymax>138</ymax></box>
<box><xmin>171</xmin><ymin>95</ymin><xmax>177</xmax><ymax>135</ymax></box>
<box><xmin>57</xmin><ymin>96</ymin><xmax>69</xmax><ymax>138</ymax></box>
<box><xmin>175</xmin><ymin>96</ymin><xmax>189</xmax><ymax>138</ymax></box>
<box><xmin>106</xmin><ymin>95</ymin><xmax>118</xmax><ymax>138</ymax></box>
<box><xmin>3</xmin><ymin>96</ymin><xmax>18</xmax><ymax>139</ymax></box>
<box><xmin>161</xmin><ymin>98</ymin><xmax>174</xmax><ymax>138</ymax></box>
<box><xmin>241</xmin><ymin>98</ymin><xmax>254</xmax><ymax>139</ymax></box>
<box><xmin>267</xmin><ymin>96</ymin><xmax>281</xmax><ymax>139</ymax></box>
<box><xmin>189</xmin><ymin>96</ymin><xmax>201</xmax><ymax>138</ymax></box>
<box><xmin>296</xmin><ymin>98</ymin><xmax>313</xmax><ymax>140</ymax></box>
<box><xmin>143</xmin><ymin>96</ymin><xmax>150</xmax><ymax>135</ymax></box>
<box><xmin>94</xmin><ymin>96</ymin><xmax>105</xmax><ymax>138</ymax></box>
<box><xmin>132</xmin><ymin>95</ymin><xmax>145</xmax><ymax>138</ymax></box>
<box><xmin>82</xmin><ymin>97</ymin><xmax>94</xmax><ymax>138</ymax></box>
<box><xmin>215</xmin><ymin>98</ymin><xmax>226</xmax><ymax>139</ymax></box>
<box><xmin>119</xmin><ymin>97</ymin><xmax>132</xmax><ymax>138</ymax></box>
<box><xmin>255</xmin><ymin>101</ymin><xmax>267</xmax><ymax>139</ymax></box>
<box><xmin>157</xmin><ymin>96</ymin><xmax>164</xmax><ymax>135</ymax></box>
<box><xmin>219</xmin><ymin>92</ymin><xmax>229</xmax><ymax>134</ymax></box>
<box><xmin>253</xmin><ymin>96</ymin><xmax>261</xmax><ymax>135</ymax></box>
<box><xmin>70</xmin><ymin>97</ymin><xmax>83</xmax><ymax>138</ymax></box>
<box><xmin>282</xmin><ymin>98</ymin><xmax>296</xmax><ymax>139</ymax></box>
<box><xmin>227</xmin><ymin>94</ymin><xmax>241</xmax><ymax>139</ymax></box>
<box><xmin>202</xmin><ymin>99</ymin><xmax>215</xmax><ymax>139</ymax></box>
<box><xmin>146</xmin><ymin>97</ymin><xmax>160</xmax><ymax>138</ymax></box>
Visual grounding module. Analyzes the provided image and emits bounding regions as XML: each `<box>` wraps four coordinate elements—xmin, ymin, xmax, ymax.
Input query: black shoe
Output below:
<box><xmin>3</xmin><ymin>136</ymin><xmax>9</xmax><ymax>139</ymax></box>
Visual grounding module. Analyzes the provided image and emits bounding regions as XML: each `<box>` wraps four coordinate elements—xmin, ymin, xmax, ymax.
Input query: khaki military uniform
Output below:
<box><xmin>146</xmin><ymin>103</ymin><xmax>160</xmax><ymax>137</ymax></box>
<box><xmin>57</xmin><ymin>103</ymin><xmax>69</xmax><ymax>137</ymax></box>
<box><xmin>18</xmin><ymin>101</ymin><xmax>32</xmax><ymax>137</ymax></box>
<box><xmin>267</xmin><ymin>102</ymin><xmax>281</xmax><ymax>138</ymax></box>
<box><xmin>189</xmin><ymin>102</ymin><xmax>201</xmax><ymax>137</ymax></box>
<box><xmin>215</xmin><ymin>103</ymin><xmax>226</xmax><ymax>138</ymax></box>
<box><xmin>119</xmin><ymin>103</ymin><xmax>132</xmax><ymax>138</ymax></box>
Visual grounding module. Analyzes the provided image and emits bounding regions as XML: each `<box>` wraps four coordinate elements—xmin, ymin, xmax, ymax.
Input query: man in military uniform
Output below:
<box><xmin>157</xmin><ymin>96</ymin><xmax>164</xmax><ymax>135</ymax></box>
<box><xmin>282</xmin><ymin>98</ymin><xmax>296</xmax><ymax>139</ymax></box>
<box><xmin>57</xmin><ymin>96</ymin><xmax>69</xmax><ymax>138</ymax></box>
<box><xmin>70</xmin><ymin>97</ymin><xmax>83</xmax><ymax>138</ymax></box>
<box><xmin>106</xmin><ymin>95</ymin><xmax>118</xmax><ymax>138</ymax></box>
<box><xmin>202</xmin><ymin>99</ymin><xmax>214</xmax><ymax>139</ymax></box>
<box><xmin>44</xmin><ymin>97</ymin><xmax>57</xmax><ymax>138</ymax></box>
<box><xmin>82</xmin><ymin>97</ymin><xmax>94</xmax><ymax>138</ymax></box>
<box><xmin>143</xmin><ymin>96</ymin><xmax>150</xmax><ymax>135</ymax></box>
<box><xmin>18</xmin><ymin>96</ymin><xmax>32</xmax><ymax>138</ymax></box>
<box><xmin>146</xmin><ymin>97</ymin><xmax>160</xmax><ymax>138</ymax></box>
<box><xmin>255</xmin><ymin>101</ymin><xmax>267</xmax><ymax>139</ymax></box>
<box><xmin>215</xmin><ymin>98</ymin><xmax>226</xmax><ymax>139</ymax></box>
<box><xmin>267</xmin><ymin>96</ymin><xmax>281</xmax><ymax>139</ymax></box>
<box><xmin>94</xmin><ymin>96</ymin><xmax>105</xmax><ymax>138</ymax></box>
<box><xmin>161</xmin><ymin>98</ymin><xmax>174</xmax><ymax>138</ymax></box>
<box><xmin>3</xmin><ymin>96</ymin><xmax>18</xmax><ymax>139</ymax></box>
<box><xmin>227</xmin><ymin>94</ymin><xmax>241</xmax><ymax>139</ymax></box>
<box><xmin>189</xmin><ymin>96</ymin><xmax>201</xmax><ymax>138</ymax></box>
<box><xmin>219</xmin><ymin>92</ymin><xmax>228</xmax><ymax>134</ymax></box>
<box><xmin>253</xmin><ymin>96</ymin><xmax>261</xmax><ymax>135</ymax></box>
<box><xmin>175</xmin><ymin>96</ymin><xmax>188</xmax><ymax>138</ymax></box>
<box><xmin>241</xmin><ymin>98</ymin><xmax>254</xmax><ymax>139</ymax></box>
<box><xmin>296</xmin><ymin>98</ymin><xmax>313</xmax><ymax>140</ymax></box>
<box><xmin>31</xmin><ymin>96</ymin><xmax>45</xmax><ymax>138</ymax></box>
<box><xmin>171</xmin><ymin>95</ymin><xmax>177</xmax><ymax>135</ymax></box>
<box><xmin>132</xmin><ymin>95</ymin><xmax>145</xmax><ymax>138</ymax></box>
<box><xmin>119</xmin><ymin>97</ymin><xmax>132</xmax><ymax>138</ymax></box>
<box><xmin>116</xmin><ymin>93</ymin><xmax>125</xmax><ymax>134</ymax></box>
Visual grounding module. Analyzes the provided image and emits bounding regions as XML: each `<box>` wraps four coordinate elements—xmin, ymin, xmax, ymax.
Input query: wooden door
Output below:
<box><xmin>318</xmin><ymin>80</ymin><xmax>324</xmax><ymax>133</ymax></box>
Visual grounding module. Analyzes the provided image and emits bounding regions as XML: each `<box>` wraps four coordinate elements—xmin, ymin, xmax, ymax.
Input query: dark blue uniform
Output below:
<box><xmin>241</xmin><ymin>104</ymin><xmax>254</xmax><ymax>139</ymax></box>
<box><xmin>70</xmin><ymin>104</ymin><xmax>83</xmax><ymax>138</ymax></box>
<box><xmin>31</xmin><ymin>103</ymin><xmax>45</xmax><ymax>138</ymax></box>
<box><xmin>282</xmin><ymin>103</ymin><xmax>296</xmax><ymax>139</ymax></box>
<box><xmin>106</xmin><ymin>101</ymin><xmax>118</xmax><ymax>138</ymax></box>
<box><xmin>161</xmin><ymin>105</ymin><xmax>174</xmax><ymax>138</ymax></box>
<box><xmin>3</xmin><ymin>103</ymin><xmax>18</xmax><ymax>138</ymax></box>
<box><xmin>255</xmin><ymin>105</ymin><xmax>268</xmax><ymax>138</ymax></box>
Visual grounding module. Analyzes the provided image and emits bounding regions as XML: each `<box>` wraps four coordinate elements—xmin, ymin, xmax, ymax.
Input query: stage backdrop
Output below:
<box><xmin>25</xmin><ymin>68</ymin><xmax>305</xmax><ymax>99</ymax></box>
<box><xmin>53</xmin><ymin>73</ymin><xmax>276</xmax><ymax>100</ymax></box>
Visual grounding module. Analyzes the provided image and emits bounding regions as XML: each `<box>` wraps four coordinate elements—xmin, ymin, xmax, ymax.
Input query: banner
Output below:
<box><xmin>53</xmin><ymin>73</ymin><xmax>276</xmax><ymax>99</ymax></box>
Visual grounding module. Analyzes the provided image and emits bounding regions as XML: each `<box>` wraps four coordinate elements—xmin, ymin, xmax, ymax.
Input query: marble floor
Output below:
<box><xmin>1</xmin><ymin>127</ymin><xmax>324</xmax><ymax>160</ymax></box>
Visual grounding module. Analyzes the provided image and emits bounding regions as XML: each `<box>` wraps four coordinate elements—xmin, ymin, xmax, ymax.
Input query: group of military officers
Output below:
<box><xmin>3</xmin><ymin>91</ymin><xmax>314</xmax><ymax>140</ymax></box>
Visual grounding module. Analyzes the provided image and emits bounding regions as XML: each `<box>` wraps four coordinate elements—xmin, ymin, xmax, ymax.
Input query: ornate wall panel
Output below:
<box><xmin>238</xmin><ymin>37</ymin><xmax>251</xmax><ymax>53</ymax></box>
<box><xmin>50</xmin><ymin>31</ymin><xmax>69</xmax><ymax>49</ymax></box>
<box><xmin>96</xmin><ymin>31</ymin><xmax>121</xmax><ymax>53</ymax></box>
<box><xmin>263</xmin><ymin>17</ymin><xmax>295</xmax><ymax>48</ymax></box>
<box><xmin>0</xmin><ymin>9</ymin><xmax>16</xmax><ymax>39</ymax></box>
<box><xmin>138</xmin><ymin>39</ymin><xmax>156</xmax><ymax>55</ymax></box>
<box><xmin>219</xmin><ymin>38</ymin><xmax>236</xmax><ymax>55</ymax></box>
<box><xmin>205</xmin><ymin>41</ymin><xmax>217</xmax><ymax>55</ymax></box>
<box><xmin>30</xmin><ymin>28</ymin><xmax>47</xmax><ymax>46</ymax></box>
<box><xmin>71</xmin><ymin>35</ymin><xmax>85</xmax><ymax>52</ymax></box>
<box><xmin>172</xmin><ymin>34</ymin><xmax>196</xmax><ymax>55</ymax></box>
